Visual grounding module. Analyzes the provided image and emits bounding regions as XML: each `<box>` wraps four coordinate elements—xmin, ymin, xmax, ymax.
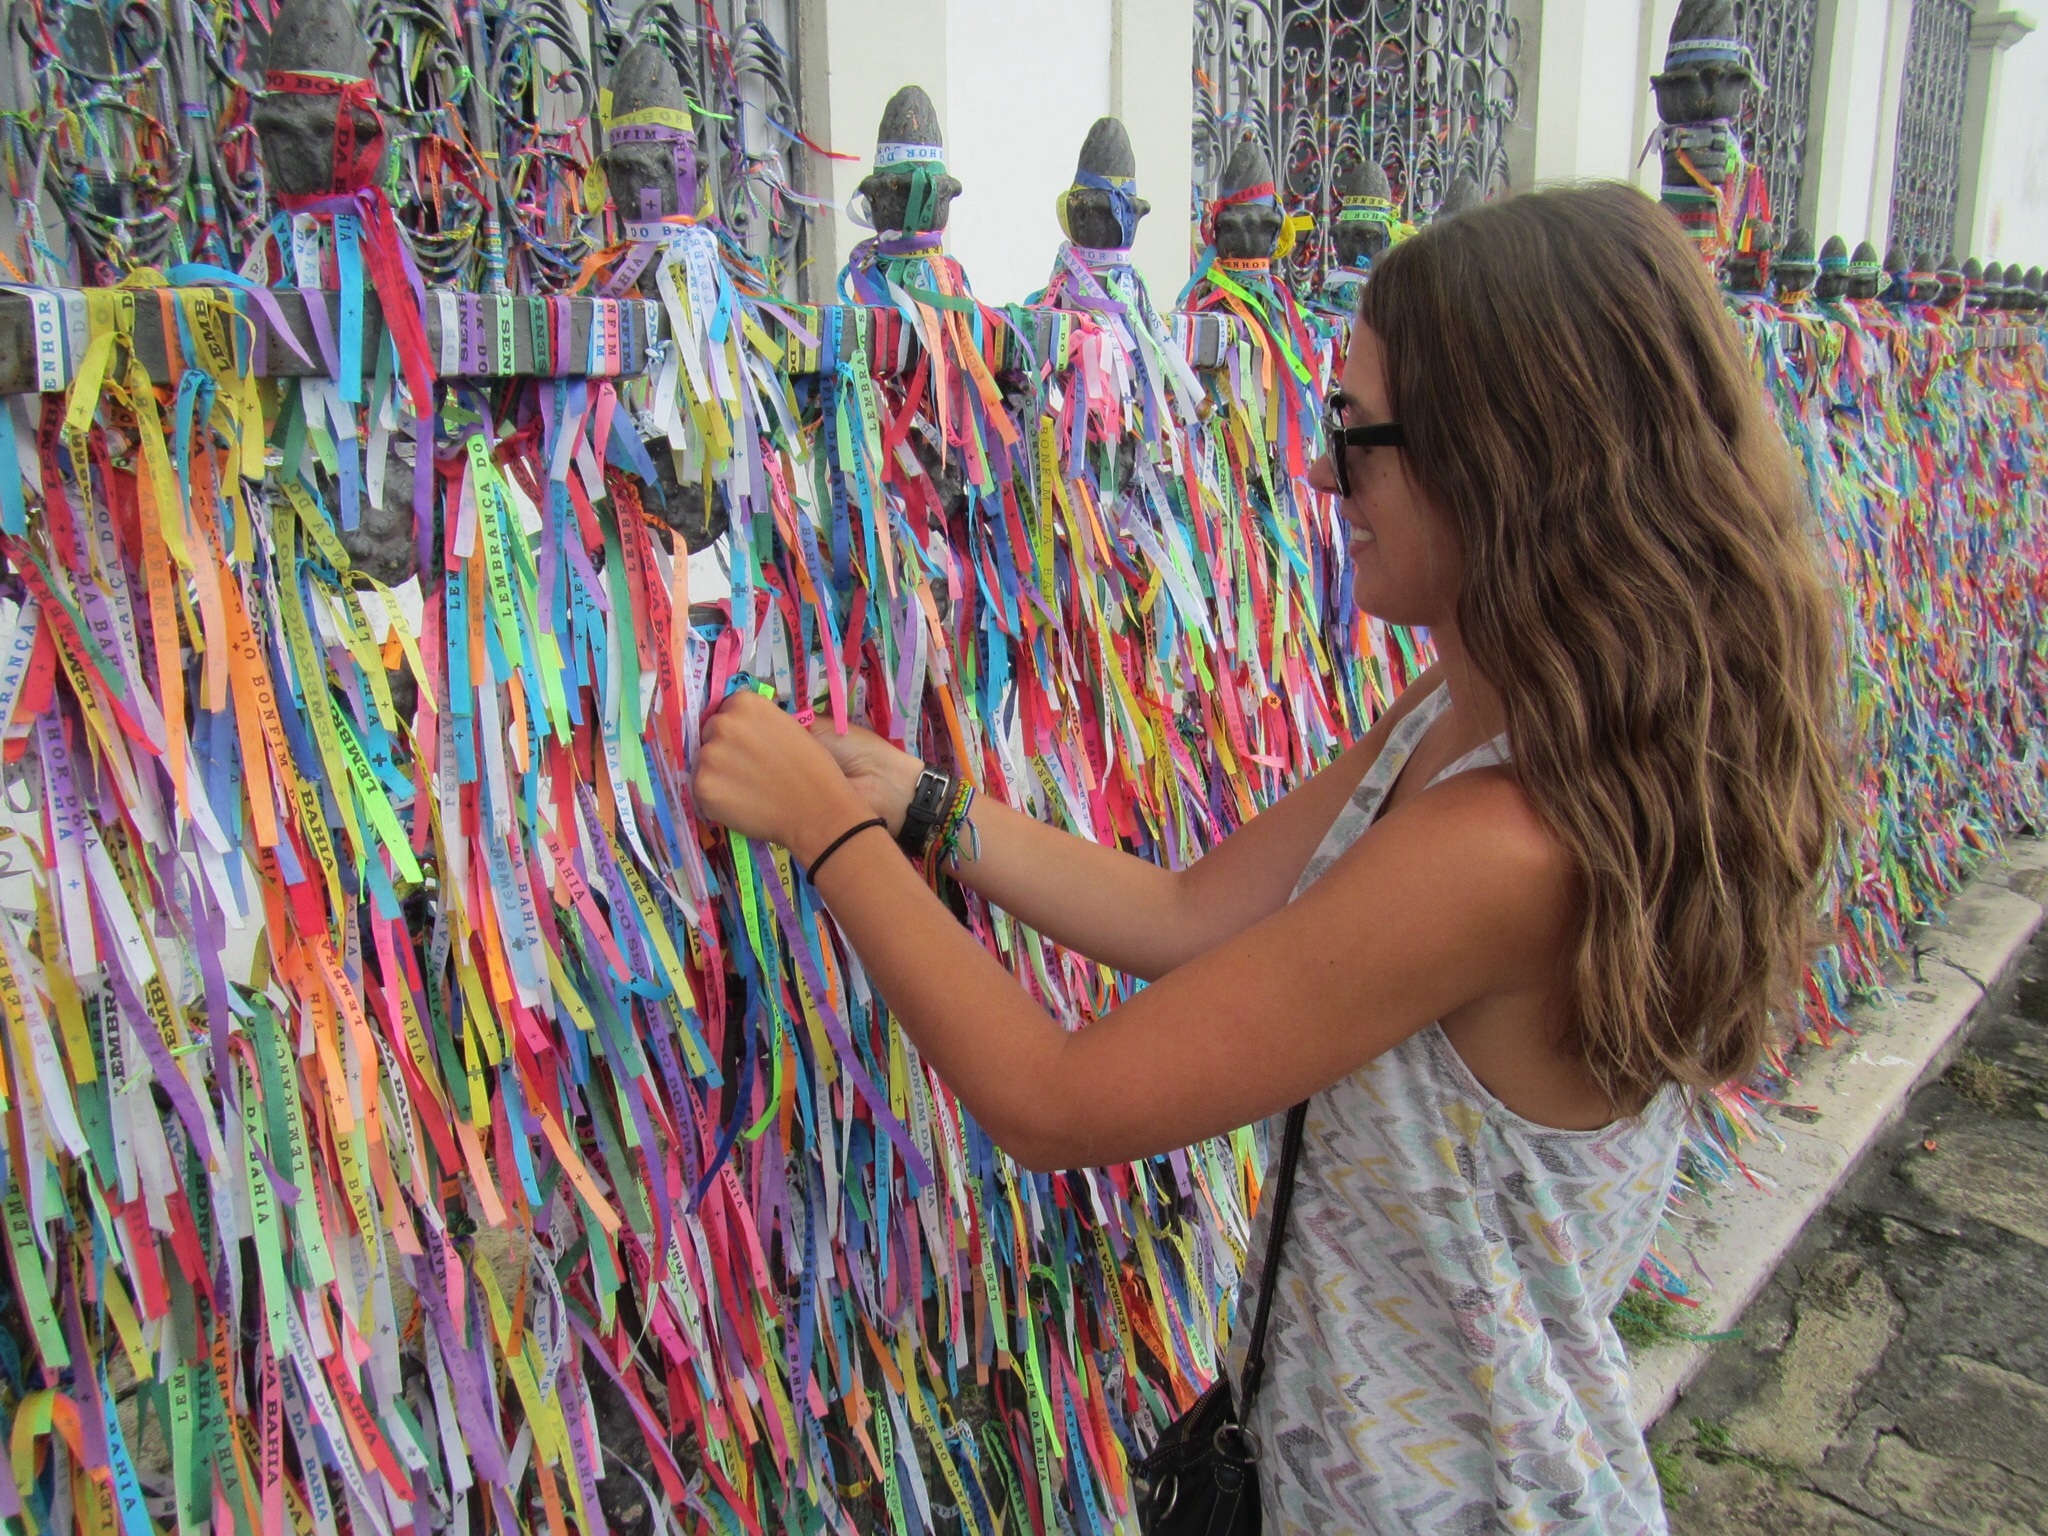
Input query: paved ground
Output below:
<box><xmin>1651</xmin><ymin>925</ymin><xmax>2048</xmax><ymax>1534</ymax></box>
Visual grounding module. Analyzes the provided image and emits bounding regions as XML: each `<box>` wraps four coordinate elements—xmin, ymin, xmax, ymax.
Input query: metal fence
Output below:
<box><xmin>1888</xmin><ymin>0</ymin><xmax>1974</xmax><ymax>259</ymax></box>
<box><xmin>1192</xmin><ymin>0</ymin><xmax>1285</xmax><ymax>230</ymax></box>
<box><xmin>0</xmin><ymin>0</ymin><xmax>808</xmax><ymax>292</ymax></box>
<box><xmin>1193</xmin><ymin>0</ymin><xmax>1520</xmax><ymax>290</ymax></box>
<box><xmin>1732</xmin><ymin>0</ymin><xmax>1820</xmax><ymax>226</ymax></box>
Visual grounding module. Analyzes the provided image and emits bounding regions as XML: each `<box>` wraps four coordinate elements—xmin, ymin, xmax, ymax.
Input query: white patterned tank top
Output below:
<box><xmin>1225</xmin><ymin>682</ymin><xmax>1683</xmax><ymax>1534</ymax></box>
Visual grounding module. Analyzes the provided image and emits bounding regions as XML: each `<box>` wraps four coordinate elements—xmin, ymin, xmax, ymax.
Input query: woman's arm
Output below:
<box><xmin>815</xmin><ymin>662</ymin><xmax>1445</xmax><ymax>980</ymax></box>
<box><xmin>693</xmin><ymin>687</ymin><xmax>1567</xmax><ymax>1171</ymax></box>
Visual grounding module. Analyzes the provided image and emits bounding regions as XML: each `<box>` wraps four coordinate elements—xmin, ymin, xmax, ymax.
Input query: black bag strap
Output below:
<box><xmin>1234</xmin><ymin>1099</ymin><xmax>1308</xmax><ymax>1414</ymax></box>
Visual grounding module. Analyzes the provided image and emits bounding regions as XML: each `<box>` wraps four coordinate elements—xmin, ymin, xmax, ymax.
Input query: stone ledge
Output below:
<box><xmin>1628</xmin><ymin>836</ymin><xmax>2048</xmax><ymax>1430</ymax></box>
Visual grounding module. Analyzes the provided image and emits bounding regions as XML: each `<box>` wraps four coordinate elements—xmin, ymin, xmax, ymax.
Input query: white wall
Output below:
<box><xmin>1522</xmin><ymin>0</ymin><xmax>1928</xmax><ymax>249</ymax></box>
<box><xmin>1806</xmin><ymin>0</ymin><xmax>1911</xmax><ymax>247</ymax></box>
<box><xmin>1112</xmin><ymin>0</ymin><xmax>1197</xmax><ymax>301</ymax></box>
<box><xmin>944</xmin><ymin>0</ymin><xmax>1113</xmax><ymax>303</ymax></box>
<box><xmin>797</xmin><ymin>0</ymin><xmax>2048</xmax><ymax>295</ymax></box>
<box><xmin>1531</xmin><ymin>0</ymin><xmax>1654</xmax><ymax>185</ymax></box>
<box><xmin>798</xmin><ymin>0</ymin><xmax>1193</xmax><ymax>308</ymax></box>
<box><xmin>1633</xmin><ymin>0</ymin><xmax>1682</xmax><ymax>197</ymax></box>
<box><xmin>1974</xmin><ymin>18</ymin><xmax>2048</xmax><ymax>262</ymax></box>
<box><xmin>1865</xmin><ymin>0</ymin><xmax>1919</xmax><ymax>249</ymax></box>
<box><xmin>796</xmin><ymin>0</ymin><xmax>949</xmax><ymax>303</ymax></box>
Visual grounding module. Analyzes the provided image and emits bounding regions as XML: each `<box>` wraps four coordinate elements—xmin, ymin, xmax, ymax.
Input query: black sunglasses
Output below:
<box><xmin>1322</xmin><ymin>391</ymin><xmax>1406</xmax><ymax>498</ymax></box>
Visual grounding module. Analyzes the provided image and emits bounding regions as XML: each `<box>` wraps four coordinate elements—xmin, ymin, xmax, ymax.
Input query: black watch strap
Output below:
<box><xmin>899</xmin><ymin>767</ymin><xmax>952</xmax><ymax>857</ymax></box>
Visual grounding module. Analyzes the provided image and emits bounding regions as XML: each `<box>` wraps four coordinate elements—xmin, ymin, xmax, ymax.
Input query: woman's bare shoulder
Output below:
<box><xmin>1358</xmin><ymin>764</ymin><xmax>1577</xmax><ymax>954</ymax></box>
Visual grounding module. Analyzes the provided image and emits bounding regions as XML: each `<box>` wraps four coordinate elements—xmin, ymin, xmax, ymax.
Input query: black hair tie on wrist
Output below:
<box><xmin>806</xmin><ymin>817</ymin><xmax>889</xmax><ymax>883</ymax></box>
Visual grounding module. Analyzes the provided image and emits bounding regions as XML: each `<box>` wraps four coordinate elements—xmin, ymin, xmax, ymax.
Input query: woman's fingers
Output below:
<box><xmin>810</xmin><ymin>717</ymin><xmax>885</xmax><ymax>767</ymax></box>
<box><xmin>692</xmin><ymin>691</ymin><xmax>865</xmax><ymax>850</ymax></box>
<box><xmin>808</xmin><ymin>720</ymin><xmax>924</xmax><ymax>831</ymax></box>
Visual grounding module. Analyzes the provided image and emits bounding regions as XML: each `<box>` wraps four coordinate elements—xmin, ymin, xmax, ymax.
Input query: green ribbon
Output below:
<box><xmin>1204</xmin><ymin>266</ymin><xmax>1314</xmax><ymax>387</ymax></box>
<box><xmin>889</xmin><ymin>162</ymin><xmax>950</xmax><ymax>233</ymax></box>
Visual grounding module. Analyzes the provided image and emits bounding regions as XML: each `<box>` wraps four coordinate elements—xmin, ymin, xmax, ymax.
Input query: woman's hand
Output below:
<box><xmin>694</xmin><ymin>691</ymin><xmax>873</xmax><ymax>863</ymax></box>
<box><xmin>811</xmin><ymin>720</ymin><xmax>925</xmax><ymax>836</ymax></box>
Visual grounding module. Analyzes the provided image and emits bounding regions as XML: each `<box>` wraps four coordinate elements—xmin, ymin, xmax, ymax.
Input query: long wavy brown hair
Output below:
<box><xmin>1359</xmin><ymin>182</ymin><xmax>1842</xmax><ymax>1109</ymax></box>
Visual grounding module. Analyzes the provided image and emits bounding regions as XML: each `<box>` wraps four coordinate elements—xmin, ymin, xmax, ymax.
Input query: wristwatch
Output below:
<box><xmin>899</xmin><ymin>766</ymin><xmax>953</xmax><ymax>857</ymax></box>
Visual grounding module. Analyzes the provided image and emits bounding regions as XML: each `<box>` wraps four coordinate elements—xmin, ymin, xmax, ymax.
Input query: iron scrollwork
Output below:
<box><xmin>1194</xmin><ymin>0</ymin><xmax>1521</xmax><ymax>292</ymax></box>
<box><xmin>2</xmin><ymin>0</ymin><xmax>245</xmax><ymax>282</ymax></box>
<box><xmin>1731</xmin><ymin>0</ymin><xmax>1818</xmax><ymax>225</ymax></box>
<box><xmin>362</xmin><ymin>0</ymin><xmax>810</xmax><ymax>294</ymax></box>
<box><xmin>1888</xmin><ymin>0</ymin><xmax>1972</xmax><ymax>259</ymax></box>
<box><xmin>604</xmin><ymin>0</ymin><xmax>810</xmax><ymax>290</ymax></box>
<box><xmin>1192</xmin><ymin>0</ymin><xmax>1282</xmax><ymax>241</ymax></box>
<box><xmin>0</xmin><ymin>0</ymin><xmax>810</xmax><ymax>293</ymax></box>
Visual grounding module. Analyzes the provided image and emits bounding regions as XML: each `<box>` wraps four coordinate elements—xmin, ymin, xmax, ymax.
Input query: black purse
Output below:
<box><xmin>1133</xmin><ymin>1101</ymin><xmax>1308</xmax><ymax>1535</ymax></box>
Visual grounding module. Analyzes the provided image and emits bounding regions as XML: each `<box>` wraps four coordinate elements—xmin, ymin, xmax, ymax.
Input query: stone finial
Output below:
<box><xmin>1961</xmin><ymin>256</ymin><xmax>1983</xmax><ymax>311</ymax></box>
<box><xmin>1815</xmin><ymin>235</ymin><xmax>1851</xmax><ymax>303</ymax></box>
<box><xmin>252</xmin><ymin>0</ymin><xmax>382</xmax><ymax>199</ymax></box>
<box><xmin>1846</xmin><ymin>239</ymin><xmax>1882</xmax><ymax>301</ymax></box>
<box><xmin>1437</xmin><ymin>173</ymin><xmax>1484</xmax><ymax>220</ymax></box>
<box><xmin>1209</xmin><ymin>137</ymin><xmax>1284</xmax><ymax>261</ymax></box>
<box><xmin>1651</xmin><ymin>0</ymin><xmax>1756</xmax><ymax>197</ymax></box>
<box><xmin>1774</xmin><ymin>226</ymin><xmax>1817</xmax><ymax>302</ymax></box>
<box><xmin>858</xmin><ymin>85</ymin><xmax>961</xmax><ymax>235</ymax></box>
<box><xmin>1991</xmin><ymin>262</ymin><xmax>2013</xmax><ymax>311</ymax></box>
<box><xmin>1330</xmin><ymin>158</ymin><xmax>1396</xmax><ymax>272</ymax></box>
<box><xmin>1996</xmin><ymin>262</ymin><xmax>2022</xmax><ymax>311</ymax></box>
<box><xmin>1981</xmin><ymin>261</ymin><xmax>2009</xmax><ymax>311</ymax></box>
<box><xmin>1725</xmin><ymin>219</ymin><xmax>1774</xmax><ymax>294</ymax></box>
<box><xmin>2024</xmin><ymin>266</ymin><xmax>2045</xmax><ymax>315</ymax></box>
<box><xmin>1911</xmin><ymin>252</ymin><xmax>1941</xmax><ymax>305</ymax></box>
<box><xmin>1654</xmin><ymin>0</ymin><xmax>1757</xmax><ymax>118</ymax></box>
<box><xmin>603</xmin><ymin>42</ymin><xmax>699</xmax><ymax>231</ymax></box>
<box><xmin>1880</xmin><ymin>245</ymin><xmax>1911</xmax><ymax>305</ymax></box>
<box><xmin>1935</xmin><ymin>254</ymin><xmax>1964</xmax><ymax>308</ymax></box>
<box><xmin>1060</xmin><ymin>117</ymin><xmax>1149</xmax><ymax>251</ymax></box>
<box><xmin>336</xmin><ymin>462</ymin><xmax>423</xmax><ymax>586</ymax></box>
<box><xmin>642</xmin><ymin>460</ymin><xmax>724</xmax><ymax>551</ymax></box>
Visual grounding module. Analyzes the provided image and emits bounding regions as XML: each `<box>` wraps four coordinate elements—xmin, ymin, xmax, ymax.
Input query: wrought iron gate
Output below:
<box><xmin>1732</xmin><ymin>0</ymin><xmax>1820</xmax><ymax>227</ymax></box>
<box><xmin>362</xmin><ymin>0</ymin><xmax>809</xmax><ymax>293</ymax></box>
<box><xmin>1192</xmin><ymin>0</ymin><xmax>1284</xmax><ymax>230</ymax></box>
<box><xmin>1193</xmin><ymin>0</ymin><xmax>1521</xmax><ymax>290</ymax></box>
<box><xmin>1888</xmin><ymin>0</ymin><xmax>1973</xmax><ymax>259</ymax></box>
<box><xmin>0</xmin><ymin>0</ymin><xmax>808</xmax><ymax>292</ymax></box>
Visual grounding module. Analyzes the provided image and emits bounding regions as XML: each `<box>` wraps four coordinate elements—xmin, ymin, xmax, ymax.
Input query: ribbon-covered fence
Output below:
<box><xmin>0</xmin><ymin>200</ymin><xmax>2042</xmax><ymax>1536</ymax></box>
<box><xmin>1642</xmin><ymin>301</ymin><xmax>2048</xmax><ymax>1278</ymax></box>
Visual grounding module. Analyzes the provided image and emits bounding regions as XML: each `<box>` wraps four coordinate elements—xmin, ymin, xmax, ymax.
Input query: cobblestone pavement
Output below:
<box><xmin>1650</xmin><ymin>923</ymin><xmax>2048</xmax><ymax>1534</ymax></box>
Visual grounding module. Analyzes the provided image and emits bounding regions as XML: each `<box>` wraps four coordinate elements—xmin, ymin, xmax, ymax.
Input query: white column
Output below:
<box><xmin>1865</xmin><ymin>0</ymin><xmax>1918</xmax><ymax>244</ymax></box>
<box><xmin>1803</xmin><ymin>0</ymin><xmax>1913</xmax><ymax>248</ymax></box>
<box><xmin>944</xmin><ymin>0</ymin><xmax>1114</xmax><ymax>304</ymax></box>
<box><xmin>795</xmin><ymin>0</ymin><xmax>950</xmax><ymax>302</ymax></box>
<box><xmin>1631</xmin><ymin>0</ymin><xmax>1682</xmax><ymax>199</ymax></box>
<box><xmin>1529</xmin><ymin>0</ymin><xmax>1651</xmax><ymax>185</ymax></box>
<box><xmin>1954</xmin><ymin>6</ymin><xmax>2038</xmax><ymax>261</ymax></box>
<box><xmin>1113</xmin><ymin>0</ymin><xmax>1197</xmax><ymax>302</ymax></box>
<box><xmin>800</xmin><ymin>0</ymin><xmax>1175</xmax><ymax>307</ymax></box>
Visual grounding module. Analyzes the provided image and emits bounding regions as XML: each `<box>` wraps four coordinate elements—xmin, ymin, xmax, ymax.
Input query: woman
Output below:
<box><xmin>693</xmin><ymin>182</ymin><xmax>1840</xmax><ymax>1532</ymax></box>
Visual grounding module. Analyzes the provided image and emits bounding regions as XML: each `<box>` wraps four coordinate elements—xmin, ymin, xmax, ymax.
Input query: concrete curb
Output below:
<box><xmin>1628</xmin><ymin>835</ymin><xmax>2048</xmax><ymax>1431</ymax></box>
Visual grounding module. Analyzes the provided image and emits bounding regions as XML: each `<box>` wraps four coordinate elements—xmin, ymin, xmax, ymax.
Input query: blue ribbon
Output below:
<box><xmin>0</xmin><ymin>405</ymin><xmax>26</xmax><ymax>537</ymax></box>
<box><xmin>335</xmin><ymin>212</ymin><xmax>365</xmax><ymax>405</ymax></box>
<box><xmin>1073</xmin><ymin>169</ymin><xmax>1139</xmax><ymax>248</ymax></box>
